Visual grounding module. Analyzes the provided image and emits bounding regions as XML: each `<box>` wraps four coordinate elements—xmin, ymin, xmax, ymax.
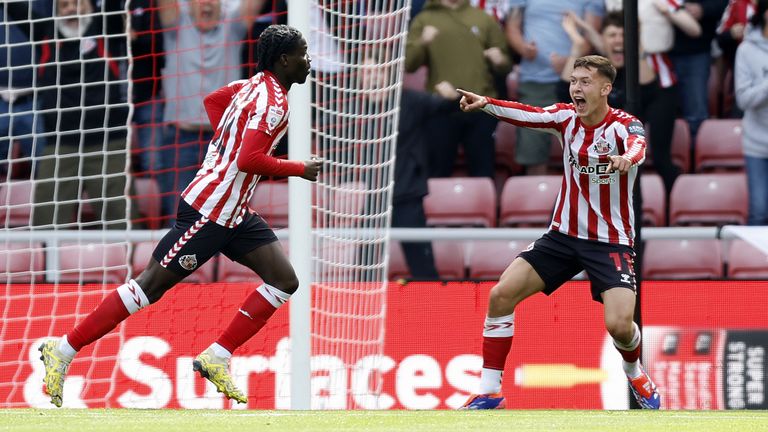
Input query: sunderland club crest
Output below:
<box><xmin>591</xmin><ymin>137</ymin><xmax>613</xmax><ymax>155</ymax></box>
<box><xmin>179</xmin><ymin>254</ymin><xmax>198</xmax><ymax>271</ymax></box>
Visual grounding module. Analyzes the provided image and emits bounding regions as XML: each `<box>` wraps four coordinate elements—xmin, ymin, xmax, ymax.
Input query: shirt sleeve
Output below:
<box><xmin>203</xmin><ymin>80</ymin><xmax>246</xmax><ymax>129</ymax></box>
<box><xmin>482</xmin><ymin>98</ymin><xmax>568</xmax><ymax>136</ymax></box>
<box><xmin>236</xmin><ymin>128</ymin><xmax>305</xmax><ymax>177</ymax></box>
<box><xmin>622</xmin><ymin>119</ymin><xmax>647</xmax><ymax>166</ymax></box>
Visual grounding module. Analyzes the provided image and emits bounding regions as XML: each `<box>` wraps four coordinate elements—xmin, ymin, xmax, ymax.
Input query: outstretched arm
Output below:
<box><xmin>237</xmin><ymin>130</ymin><xmax>321</xmax><ymax>180</ymax></box>
<box><xmin>458</xmin><ymin>89</ymin><xmax>565</xmax><ymax>136</ymax></box>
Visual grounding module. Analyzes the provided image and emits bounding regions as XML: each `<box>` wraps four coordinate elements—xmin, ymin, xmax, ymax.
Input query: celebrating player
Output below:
<box><xmin>36</xmin><ymin>24</ymin><xmax>321</xmax><ymax>407</ymax></box>
<box><xmin>457</xmin><ymin>55</ymin><xmax>660</xmax><ymax>410</ymax></box>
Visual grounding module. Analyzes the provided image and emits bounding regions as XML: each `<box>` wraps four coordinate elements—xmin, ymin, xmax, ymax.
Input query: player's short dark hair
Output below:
<box><xmin>601</xmin><ymin>11</ymin><xmax>624</xmax><ymax>32</ymax></box>
<box><xmin>574</xmin><ymin>55</ymin><xmax>617</xmax><ymax>83</ymax></box>
<box><xmin>255</xmin><ymin>24</ymin><xmax>303</xmax><ymax>72</ymax></box>
<box><xmin>751</xmin><ymin>0</ymin><xmax>767</xmax><ymax>29</ymax></box>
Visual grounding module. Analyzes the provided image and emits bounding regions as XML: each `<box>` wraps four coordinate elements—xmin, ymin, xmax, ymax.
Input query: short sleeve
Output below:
<box><xmin>246</xmin><ymin>103</ymin><xmax>286</xmax><ymax>136</ymax></box>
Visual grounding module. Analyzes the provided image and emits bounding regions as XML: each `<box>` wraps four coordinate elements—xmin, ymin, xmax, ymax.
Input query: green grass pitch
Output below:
<box><xmin>1</xmin><ymin>410</ymin><xmax>768</xmax><ymax>432</ymax></box>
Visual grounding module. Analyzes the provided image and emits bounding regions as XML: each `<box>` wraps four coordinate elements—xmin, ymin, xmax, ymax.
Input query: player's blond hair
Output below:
<box><xmin>573</xmin><ymin>55</ymin><xmax>617</xmax><ymax>84</ymax></box>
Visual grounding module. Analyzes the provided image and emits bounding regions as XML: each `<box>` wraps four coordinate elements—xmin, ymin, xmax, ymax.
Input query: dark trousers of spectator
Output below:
<box><xmin>643</xmin><ymin>85</ymin><xmax>679</xmax><ymax>195</ymax></box>
<box><xmin>32</xmin><ymin>138</ymin><xmax>136</xmax><ymax>229</ymax></box>
<box><xmin>159</xmin><ymin>125</ymin><xmax>214</xmax><ymax>222</ymax></box>
<box><xmin>425</xmin><ymin>110</ymin><xmax>497</xmax><ymax>178</ymax></box>
<box><xmin>392</xmin><ymin>197</ymin><xmax>438</xmax><ymax>280</ymax></box>
<box><xmin>671</xmin><ymin>52</ymin><xmax>711</xmax><ymax>140</ymax></box>
<box><xmin>133</xmin><ymin>97</ymin><xmax>165</xmax><ymax>175</ymax></box>
<box><xmin>0</xmin><ymin>96</ymin><xmax>46</xmax><ymax>178</ymax></box>
<box><xmin>745</xmin><ymin>156</ymin><xmax>768</xmax><ymax>226</ymax></box>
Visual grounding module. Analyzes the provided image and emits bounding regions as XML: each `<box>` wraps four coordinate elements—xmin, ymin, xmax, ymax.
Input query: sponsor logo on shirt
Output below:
<box><xmin>266</xmin><ymin>106</ymin><xmax>284</xmax><ymax>133</ymax></box>
<box><xmin>627</xmin><ymin>120</ymin><xmax>645</xmax><ymax>136</ymax></box>
<box><xmin>591</xmin><ymin>137</ymin><xmax>613</xmax><ymax>155</ymax></box>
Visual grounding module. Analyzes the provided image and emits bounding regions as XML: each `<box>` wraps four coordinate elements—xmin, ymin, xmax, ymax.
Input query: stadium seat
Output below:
<box><xmin>467</xmin><ymin>240</ymin><xmax>528</xmax><ymax>279</ymax></box>
<box><xmin>640</xmin><ymin>173</ymin><xmax>667</xmax><ymax>227</ymax></box>
<box><xmin>669</xmin><ymin>173</ymin><xmax>748</xmax><ymax>226</ymax></box>
<box><xmin>424</xmin><ymin>178</ymin><xmax>497</xmax><ymax>227</ymax></box>
<box><xmin>315</xmin><ymin>181</ymin><xmax>368</xmax><ymax>228</ymax></box>
<box><xmin>643</xmin><ymin>239</ymin><xmax>723</xmax><ymax>280</ymax></box>
<box><xmin>387</xmin><ymin>241</ymin><xmax>410</xmax><ymax>280</ymax></box>
<box><xmin>132</xmin><ymin>178</ymin><xmax>162</xmax><ymax>229</ymax></box>
<box><xmin>433</xmin><ymin>241</ymin><xmax>466</xmax><ymax>279</ymax></box>
<box><xmin>694</xmin><ymin>119</ymin><xmax>744</xmax><ymax>172</ymax></box>
<box><xmin>251</xmin><ymin>181</ymin><xmax>289</xmax><ymax>228</ymax></box>
<box><xmin>727</xmin><ymin>239</ymin><xmax>768</xmax><ymax>279</ymax></box>
<box><xmin>388</xmin><ymin>240</ymin><xmax>465</xmax><ymax>280</ymax></box>
<box><xmin>645</xmin><ymin>119</ymin><xmax>691</xmax><ymax>174</ymax></box>
<box><xmin>403</xmin><ymin>66</ymin><xmax>427</xmax><ymax>91</ymax></box>
<box><xmin>58</xmin><ymin>242</ymin><xmax>129</xmax><ymax>284</ymax></box>
<box><xmin>499</xmin><ymin>175</ymin><xmax>560</xmax><ymax>227</ymax></box>
<box><xmin>494</xmin><ymin>121</ymin><xmax>522</xmax><ymax>175</ymax></box>
<box><xmin>0</xmin><ymin>242</ymin><xmax>45</xmax><ymax>283</ymax></box>
<box><xmin>0</xmin><ymin>180</ymin><xmax>34</xmax><ymax>227</ymax></box>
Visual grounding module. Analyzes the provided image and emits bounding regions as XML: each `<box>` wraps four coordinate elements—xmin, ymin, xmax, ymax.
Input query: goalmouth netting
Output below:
<box><xmin>1</xmin><ymin>0</ymin><xmax>411</xmax><ymax>409</ymax></box>
<box><xmin>308</xmin><ymin>0</ymin><xmax>411</xmax><ymax>409</ymax></box>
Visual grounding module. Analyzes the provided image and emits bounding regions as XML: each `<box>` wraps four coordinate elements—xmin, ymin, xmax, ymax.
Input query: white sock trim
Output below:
<box><xmin>116</xmin><ymin>279</ymin><xmax>150</xmax><ymax>314</ymax></box>
<box><xmin>210</xmin><ymin>342</ymin><xmax>232</xmax><ymax>359</ymax></box>
<box><xmin>478</xmin><ymin>368</ymin><xmax>503</xmax><ymax>394</ymax></box>
<box><xmin>483</xmin><ymin>313</ymin><xmax>515</xmax><ymax>337</ymax></box>
<box><xmin>613</xmin><ymin>322</ymin><xmax>641</xmax><ymax>351</ymax></box>
<box><xmin>256</xmin><ymin>283</ymin><xmax>291</xmax><ymax>309</ymax></box>
<box><xmin>57</xmin><ymin>335</ymin><xmax>77</xmax><ymax>361</ymax></box>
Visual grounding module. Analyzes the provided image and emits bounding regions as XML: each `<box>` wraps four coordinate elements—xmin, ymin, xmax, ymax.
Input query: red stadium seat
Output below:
<box><xmin>0</xmin><ymin>242</ymin><xmax>45</xmax><ymax>282</ymax></box>
<box><xmin>467</xmin><ymin>240</ymin><xmax>528</xmax><ymax>279</ymax></box>
<box><xmin>58</xmin><ymin>242</ymin><xmax>128</xmax><ymax>284</ymax></box>
<box><xmin>640</xmin><ymin>173</ymin><xmax>667</xmax><ymax>227</ymax></box>
<box><xmin>424</xmin><ymin>178</ymin><xmax>497</xmax><ymax>227</ymax></box>
<box><xmin>669</xmin><ymin>173</ymin><xmax>747</xmax><ymax>226</ymax></box>
<box><xmin>727</xmin><ymin>239</ymin><xmax>768</xmax><ymax>279</ymax></box>
<box><xmin>388</xmin><ymin>240</ymin><xmax>465</xmax><ymax>280</ymax></box>
<box><xmin>645</xmin><ymin>119</ymin><xmax>691</xmax><ymax>174</ymax></box>
<box><xmin>387</xmin><ymin>241</ymin><xmax>410</xmax><ymax>280</ymax></box>
<box><xmin>433</xmin><ymin>241</ymin><xmax>466</xmax><ymax>279</ymax></box>
<box><xmin>494</xmin><ymin>121</ymin><xmax>522</xmax><ymax>175</ymax></box>
<box><xmin>133</xmin><ymin>178</ymin><xmax>162</xmax><ymax>229</ymax></box>
<box><xmin>404</xmin><ymin>66</ymin><xmax>427</xmax><ymax>91</ymax></box>
<box><xmin>0</xmin><ymin>180</ymin><xmax>34</xmax><ymax>227</ymax></box>
<box><xmin>643</xmin><ymin>239</ymin><xmax>723</xmax><ymax>280</ymax></box>
<box><xmin>695</xmin><ymin>119</ymin><xmax>744</xmax><ymax>172</ymax></box>
<box><xmin>250</xmin><ymin>181</ymin><xmax>289</xmax><ymax>228</ymax></box>
<box><xmin>499</xmin><ymin>175</ymin><xmax>560</xmax><ymax>227</ymax></box>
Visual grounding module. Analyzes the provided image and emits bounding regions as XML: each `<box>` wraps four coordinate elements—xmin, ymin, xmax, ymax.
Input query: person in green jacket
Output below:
<box><xmin>406</xmin><ymin>0</ymin><xmax>512</xmax><ymax>179</ymax></box>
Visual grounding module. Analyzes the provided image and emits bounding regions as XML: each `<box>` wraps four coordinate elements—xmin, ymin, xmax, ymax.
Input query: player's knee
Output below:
<box><xmin>488</xmin><ymin>283</ymin><xmax>523</xmax><ymax>311</ymax></box>
<box><xmin>272</xmin><ymin>274</ymin><xmax>299</xmax><ymax>295</ymax></box>
<box><xmin>605</xmin><ymin>314</ymin><xmax>634</xmax><ymax>342</ymax></box>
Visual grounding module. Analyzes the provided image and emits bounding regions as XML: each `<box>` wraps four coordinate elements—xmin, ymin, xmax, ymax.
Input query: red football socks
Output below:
<box><xmin>216</xmin><ymin>289</ymin><xmax>277</xmax><ymax>354</ymax></box>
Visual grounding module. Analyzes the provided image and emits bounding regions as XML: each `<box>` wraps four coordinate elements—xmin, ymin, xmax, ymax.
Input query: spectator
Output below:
<box><xmin>668</xmin><ymin>0</ymin><xmax>728</xmax><ymax>141</ymax></box>
<box><xmin>406</xmin><ymin>0</ymin><xmax>512</xmax><ymax>179</ymax></box>
<box><xmin>129</xmin><ymin>0</ymin><xmax>166</xmax><ymax>177</ymax></box>
<box><xmin>506</xmin><ymin>0</ymin><xmax>605</xmax><ymax>175</ymax></box>
<box><xmin>734</xmin><ymin>0</ymin><xmax>768</xmax><ymax>225</ymax></box>
<box><xmin>157</xmin><ymin>0</ymin><xmax>263</xmax><ymax>222</ymax></box>
<box><xmin>716</xmin><ymin>0</ymin><xmax>756</xmax><ymax>117</ymax></box>
<box><xmin>563</xmin><ymin>6</ymin><xmax>700</xmax><ymax>194</ymax></box>
<box><xmin>361</xmin><ymin>54</ymin><xmax>458</xmax><ymax>280</ymax></box>
<box><xmin>0</xmin><ymin>5</ymin><xmax>47</xmax><ymax>181</ymax></box>
<box><xmin>7</xmin><ymin>0</ymin><xmax>134</xmax><ymax>229</ymax></box>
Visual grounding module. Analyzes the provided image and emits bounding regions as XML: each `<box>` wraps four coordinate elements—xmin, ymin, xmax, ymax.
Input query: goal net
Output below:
<box><xmin>0</xmin><ymin>0</ymin><xmax>410</xmax><ymax>410</ymax></box>
<box><xmin>308</xmin><ymin>0</ymin><xmax>410</xmax><ymax>409</ymax></box>
<box><xmin>0</xmin><ymin>0</ymin><xmax>133</xmax><ymax>408</ymax></box>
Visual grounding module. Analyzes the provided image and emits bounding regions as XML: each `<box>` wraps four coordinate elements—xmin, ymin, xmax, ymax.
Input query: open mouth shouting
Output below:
<box><xmin>573</xmin><ymin>95</ymin><xmax>587</xmax><ymax>112</ymax></box>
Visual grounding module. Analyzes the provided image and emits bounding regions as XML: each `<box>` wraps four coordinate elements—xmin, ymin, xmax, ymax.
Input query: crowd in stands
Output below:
<box><xmin>1</xmin><ymin>0</ymin><xmax>767</xmax><ymax>279</ymax></box>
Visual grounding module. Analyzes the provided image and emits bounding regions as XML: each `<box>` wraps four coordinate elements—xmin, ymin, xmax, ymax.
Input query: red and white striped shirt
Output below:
<box><xmin>182</xmin><ymin>71</ymin><xmax>304</xmax><ymax>228</ymax></box>
<box><xmin>484</xmin><ymin>99</ymin><xmax>646</xmax><ymax>246</ymax></box>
